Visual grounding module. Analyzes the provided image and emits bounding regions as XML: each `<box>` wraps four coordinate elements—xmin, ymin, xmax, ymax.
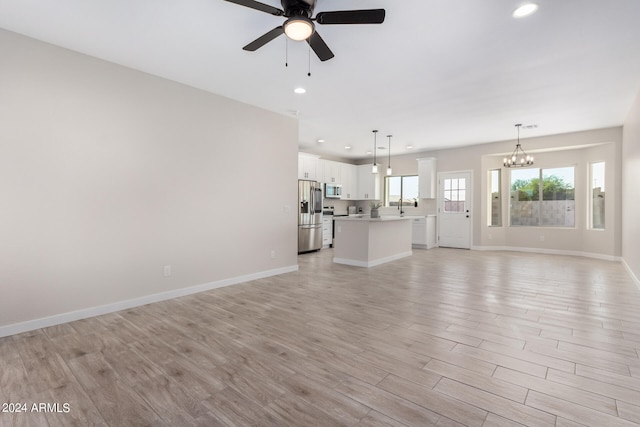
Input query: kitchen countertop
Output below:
<box><xmin>334</xmin><ymin>215</ymin><xmax>415</xmax><ymax>222</ymax></box>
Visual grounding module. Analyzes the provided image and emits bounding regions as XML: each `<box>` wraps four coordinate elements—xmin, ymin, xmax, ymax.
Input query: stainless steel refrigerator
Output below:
<box><xmin>298</xmin><ymin>179</ymin><xmax>323</xmax><ymax>253</ymax></box>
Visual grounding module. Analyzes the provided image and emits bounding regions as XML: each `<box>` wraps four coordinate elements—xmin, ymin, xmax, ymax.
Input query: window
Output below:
<box><xmin>443</xmin><ymin>177</ymin><xmax>466</xmax><ymax>213</ymax></box>
<box><xmin>541</xmin><ymin>167</ymin><xmax>575</xmax><ymax>226</ymax></box>
<box><xmin>510</xmin><ymin>166</ymin><xmax>575</xmax><ymax>227</ymax></box>
<box><xmin>590</xmin><ymin>162</ymin><xmax>605</xmax><ymax>229</ymax></box>
<box><xmin>510</xmin><ymin>168</ymin><xmax>539</xmax><ymax>226</ymax></box>
<box><xmin>488</xmin><ymin>169</ymin><xmax>501</xmax><ymax>226</ymax></box>
<box><xmin>384</xmin><ymin>175</ymin><xmax>419</xmax><ymax>207</ymax></box>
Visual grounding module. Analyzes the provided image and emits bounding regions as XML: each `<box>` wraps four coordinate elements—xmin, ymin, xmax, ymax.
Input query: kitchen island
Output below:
<box><xmin>333</xmin><ymin>216</ymin><xmax>413</xmax><ymax>267</ymax></box>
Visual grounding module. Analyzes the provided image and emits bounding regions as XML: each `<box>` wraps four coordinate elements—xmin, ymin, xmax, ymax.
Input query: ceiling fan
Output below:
<box><xmin>224</xmin><ymin>0</ymin><xmax>386</xmax><ymax>61</ymax></box>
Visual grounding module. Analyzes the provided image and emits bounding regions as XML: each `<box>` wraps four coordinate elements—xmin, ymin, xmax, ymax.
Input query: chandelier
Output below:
<box><xmin>504</xmin><ymin>124</ymin><xmax>533</xmax><ymax>167</ymax></box>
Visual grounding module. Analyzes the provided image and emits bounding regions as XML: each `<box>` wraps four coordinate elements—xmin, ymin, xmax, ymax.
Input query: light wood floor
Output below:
<box><xmin>2</xmin><ymin>248</ymin><xmax>640</xmax><ymax>426</ymax></box>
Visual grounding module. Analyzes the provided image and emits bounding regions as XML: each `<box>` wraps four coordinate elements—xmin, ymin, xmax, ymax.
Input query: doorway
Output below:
<box><xmin>438</xmin><ymin>171</ymin><xmax>472</xmax><ymax>249</ymax></box>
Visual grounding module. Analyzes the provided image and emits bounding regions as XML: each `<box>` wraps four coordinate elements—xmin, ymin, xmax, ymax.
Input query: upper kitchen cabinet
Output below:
<box><xmin>298</xmin><ymin>153</ymin><xmax>320</xmax><ymax>180</ymax></box>
<box><xmin>341</xmin><ymin>164</ymin><xmax>357</xmax><ymax>200</ymax></box>
<box><xmin>418</xmin><ymin>157</ymin><xmax>437</xmax><ymax>199</ymax></box>
<box><xmin>356</xmin><ymin>164</ymin><xmax>380</xmax><ymax>200</ymax></box>
<box><xmin>323</xmin><ymin>160</ymin><xmax>341</xmax><ymax>184</ymax></box>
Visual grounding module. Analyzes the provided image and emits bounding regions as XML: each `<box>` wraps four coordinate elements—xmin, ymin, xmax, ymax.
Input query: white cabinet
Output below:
<box><xmin>411</xmin><ymin>217</ymin><xmax>427</xmax><ymax>246</ymax></box>
<box><xmin>411</xmin><ymin>216</ymin><xmax>437</xmax><ymax>249</ymax></box>
<box><xmin>418</xmin><ymin>157</ymin><xmax>437</xmax><ymax>199</ymax></box>
<box><xmin>298</xmin><ymin>153</ymin><xmax>320</xmax><ymax>180</ymax></box>
<box><xmin>322</xmin><ymin>217</ymin><xmax>333</xmax><ymax>248</ymax></box>
<box><xmin>315</xmin><ymin>159</ymin><xmax>325</xmax><ymax>183</ymax></box>
<box><xmin>297</xmin><ymin>154</ymin><xmax>379</xmax><ymax>200</ymax></box>
<box><xmin>356</xmin><ymin>164</ymin><xmax>380</xmax><ymax>200</ymax></box>
<box><xmin>341</xmin><ymin>164</ymin><xmax>357</xmax><ymax>200</ymax></box>
<box><xmin>323</xmin><ymin>160</ymin><xmax>341</xmax><ymax>184</ymax></box>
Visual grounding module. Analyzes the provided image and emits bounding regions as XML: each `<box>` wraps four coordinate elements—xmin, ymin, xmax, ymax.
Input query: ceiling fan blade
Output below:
<box><xmin>243</xmin><ymin>26</ymin><xmax>285</xmax><ymax>51</ymax></box>
<box><xmin>315</xmin><ymin>9</ymin><xmax>386</xmax><ymax>25</ymax></box>
<box><xmin>307</xmin><ymin>31</ymin><xmax>334</xmax><ymax>61</ymax></box>
<box><xmin>224</xmin><ymin>0</ymin><xmax>283</xmax><ymax>16</ymax></box>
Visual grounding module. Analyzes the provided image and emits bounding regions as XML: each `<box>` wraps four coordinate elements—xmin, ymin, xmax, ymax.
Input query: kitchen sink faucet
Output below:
<box><xmin>398</xmin><ymin>198</ymin><xmax>405</xmax><ymax>216</ymax></box>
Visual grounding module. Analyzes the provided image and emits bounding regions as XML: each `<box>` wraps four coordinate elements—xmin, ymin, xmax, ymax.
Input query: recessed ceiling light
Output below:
<box><xmin>345</xmin><ymin>146</ymin><xmax>352</xmax><ymax>150</ymax></box>
<box><xmin>294</xmin><ymin>87</ymin><xmax>306</xmax><ymax>94</ymax></box>
<box><xmin>366</xmin><ymin>150</ymin><xmax>372</xmax><ymax>155</ymax></box>
<box><xmin>406</xmin><ymin>145</ymin><xmax>413</xmax><ymax>149</ymax></box>
<box><xmin>513</xmin><ymin>3</ymin><xmax>538</xmax><ymax>18</ymax></box>
<box><xmin>317</xmin><ymin>138</ymin><xmax>325</xmax><ymax>143</ymax></box>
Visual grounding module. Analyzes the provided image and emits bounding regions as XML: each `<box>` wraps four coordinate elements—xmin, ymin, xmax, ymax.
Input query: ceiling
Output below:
<box><xmin>2</xmin><ymin>0</ymin><xmax>640</xmax><ymax>160</ymax></box>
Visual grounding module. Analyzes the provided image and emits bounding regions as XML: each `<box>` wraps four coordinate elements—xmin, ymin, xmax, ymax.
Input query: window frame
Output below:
<box><xmin>487</xmin><ymin>169</ymin><xmax>502</xmax><ymax>227</ymax></box>
<box><xmin>509</xmin><ymin>166</ymin><xmax>576</xmax><ymax>228</ymax></box>
<box><xmin>384</xmin><ymin>175</ymin><xmax>419</xmax><ymax>208</ymax></box>
<box><xmin>589</xmin><ymin>161</ymin><xmax>605</xmax><ymax>230</ymax></box>
<box><xmin>442</xmin><ymin>176</ymin><xmax>467</xmax><ymax>213</ymax></box>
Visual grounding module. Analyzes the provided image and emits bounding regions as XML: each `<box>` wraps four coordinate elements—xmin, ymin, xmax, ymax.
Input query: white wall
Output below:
<box><xmin>370</xmin><ymin>127</ymin><xmax>622</xmax><ymax>259</ymax></box>
<box><xmin>622</xmin><ymin>89</ymin><xmax>640</xmax><ymax>285</ymax></box>
<box><xmin>0</xmin><ymin>29</ymin><xmax>299</xmax><ymax>335</ymax></box>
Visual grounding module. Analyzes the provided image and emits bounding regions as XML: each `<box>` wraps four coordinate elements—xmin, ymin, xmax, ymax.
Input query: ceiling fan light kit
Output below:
<box><xmin>284</xmin><ymin>16</ymin><xmax>314</xmax><ymax>41</ymax></box>
<box><xmin>224</xmin><ymin>0</ymin><xmax>385</xmax><ymax>62</ymax></box>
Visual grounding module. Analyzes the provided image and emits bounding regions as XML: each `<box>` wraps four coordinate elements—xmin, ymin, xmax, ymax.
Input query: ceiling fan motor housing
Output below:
<box><xmin>281</xmin><ymin>0</ymin><xmax>316</xmax><ymax>18</ymax></box>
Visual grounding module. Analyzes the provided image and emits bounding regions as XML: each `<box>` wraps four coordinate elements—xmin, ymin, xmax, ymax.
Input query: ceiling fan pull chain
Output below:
<box><xmin>285</xmin><ymin>37</ymin><xmax>288</xmax><ymax>67</ymax></box>
<box><xmin>307</xmin><ymin>43</ymin><xmax>311</xmax><ymax>77</ymax></box>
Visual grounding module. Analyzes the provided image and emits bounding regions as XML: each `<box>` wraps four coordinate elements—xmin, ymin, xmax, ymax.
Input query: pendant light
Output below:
<box><xmin>503</xmin><ymin>124</ymin><xmax>534</xmax><ymax>167</ymax></box>
<box><xmin>371</xmin><ymin>130</ymin><xmax>379</xmax><ymax>174</ymax></box>
<box><xmin>386</xmin><ymin>135</ymin><xmax>393</xmax><ymax>176</ymax></box>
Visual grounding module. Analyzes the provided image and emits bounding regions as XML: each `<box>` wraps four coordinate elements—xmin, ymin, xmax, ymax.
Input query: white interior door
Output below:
<box><xmin>438</xmin><ymin>171</ymin><xmax>472</xmax><ymax>249</ymax></box>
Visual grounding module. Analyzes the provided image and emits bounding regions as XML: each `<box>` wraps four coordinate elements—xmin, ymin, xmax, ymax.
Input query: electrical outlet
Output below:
<box><xmin>163</xmin><ymin>265</ymin><xmax>172</xmax><ymax>277</ymax></box>
<box><xmin>270</xmin><ymin>250</ymin><xmax>276</xmax><ymax>259</ymax></box>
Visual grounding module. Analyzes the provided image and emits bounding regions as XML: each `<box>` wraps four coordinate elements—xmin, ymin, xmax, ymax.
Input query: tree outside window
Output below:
<box><xmin>510</xmin><ymin>167</ymin><xmax>575</xmax><ymax>227</ymax></box>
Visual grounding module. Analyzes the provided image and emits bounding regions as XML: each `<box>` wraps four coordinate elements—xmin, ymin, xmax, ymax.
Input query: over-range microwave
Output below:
<box><xmin>325</xmin><ymin>183</ymin><xmax>342</xmax><ymax>199</ymax></box>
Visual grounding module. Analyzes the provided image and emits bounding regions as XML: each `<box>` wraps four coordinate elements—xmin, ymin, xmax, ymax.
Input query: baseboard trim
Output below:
<box><xmin>471</xmin><ymin>245</ymin><xmax>621</xmax><ymax>262</ymax></box>
<box><xmin>622</xmin><ymin>258</ymin><xmax>640</xmax><ymax>290</ymax></box>
<box><xmin>0</xmin><ymin>264</ymin><xmax>299</xmax><ymax>339</ymax></box>
<box><xmin>333</xmin><ymin>251</ymin><xmax>413</xmax><ymax>268</ymax></box>
<box><xmin>412</xmin><ymin>244</ymin><xmax>437</xmax><ymax>250</ymax></box>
